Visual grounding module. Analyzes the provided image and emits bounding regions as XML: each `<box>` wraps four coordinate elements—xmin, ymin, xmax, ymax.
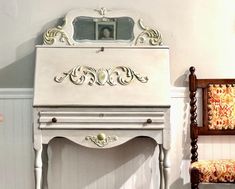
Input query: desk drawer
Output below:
<box><xmin>38</xmin><ymin>111</ymin><xmax>165</xmax><ymax>129</ymax></box>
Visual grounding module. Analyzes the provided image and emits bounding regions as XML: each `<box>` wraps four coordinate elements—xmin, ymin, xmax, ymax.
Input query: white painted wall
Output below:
<box><xmin>0</xmin><ymin>1</ymin><xmax>235</xmax><ymax>87</ymax></box>
<box><xmin>1</xmin><ymin>89</ymin><xmax>235</xmax><ymax>189</ymax></box>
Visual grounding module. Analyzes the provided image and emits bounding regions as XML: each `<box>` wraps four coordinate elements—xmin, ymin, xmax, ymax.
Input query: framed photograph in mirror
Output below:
<box><xmin>95</xmin><ymin>21</ymin><xmax>116</xmax><ymax>40</ymax></box>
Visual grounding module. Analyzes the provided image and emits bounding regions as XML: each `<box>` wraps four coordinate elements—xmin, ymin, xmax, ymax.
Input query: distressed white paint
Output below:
<box><xmin>0</xmin><ymin>88</ymin><xmax>235</xmax><ymax>189</ymax></box>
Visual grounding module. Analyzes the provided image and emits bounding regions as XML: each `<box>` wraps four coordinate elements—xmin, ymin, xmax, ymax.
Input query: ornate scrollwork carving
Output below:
<box><xmin>135</xmin><ymin>19</ymin><xmax>162</xmax><ymax>46</ymax></box>
<box><xmin>85</xmin><ymin>133</ymin><xmax>118</xmax><ymax>147</ymax></box>
<box><xmin>43</xmin><ymin>19</ymin><xmax>72</xmax><ymax>45</ymax></box>
<box><xmin>54</xmin><ymin>65</ymin><xmax>148</xmax><ymax>86</ymax></box>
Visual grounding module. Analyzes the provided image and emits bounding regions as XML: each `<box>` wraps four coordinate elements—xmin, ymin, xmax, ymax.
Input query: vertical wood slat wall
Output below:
<box><xmin>0</xmin><ymin>88</ymin><xmax>235</xmax><ymax>189</ymax></box>
<box><xmin>0</xmin><ymin>90</ymin><xmax>34</xmax><ymax>189</ymax></box>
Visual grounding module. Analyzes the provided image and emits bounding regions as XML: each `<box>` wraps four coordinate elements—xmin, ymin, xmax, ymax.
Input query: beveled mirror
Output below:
<box><xmin>73</xmin><ymin>16</ymin><xmax>135</xmax><ymax>41</ymax></box>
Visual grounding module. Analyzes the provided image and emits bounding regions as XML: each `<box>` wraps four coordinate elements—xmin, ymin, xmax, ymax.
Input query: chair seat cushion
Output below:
<box><xmin>191</xmin><ymin>159</ymin><xmax>235</xmax><ymax>183</ymax></box>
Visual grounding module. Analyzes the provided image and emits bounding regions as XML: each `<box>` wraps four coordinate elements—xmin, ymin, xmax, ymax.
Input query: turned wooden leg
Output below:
<box><xmin>42</xmin><ymin>144</ymin><xmax>49</xmax><ymax>189</ymax></box>
<box><xmin>191</xmin><ymin>168</ymin><xmax>200</xmax><ymax>189</ymax></box>
<box><xmin>191</xmin><ymin>183</ymin><xmax>199</xmax><ymax>189</ymax></box>
<box><xmin>163</xmin><ymin>147</ymin><xmax>170</xmax><ymax>189</ymax></box>
<box><xmin>159</xmin><ymin>144</ymin><xmax>164</xmax><ymax>189</ymax></box>
<box><xmin>34</xmin><ymin>142</ymin><xmax>43</xmax><ymax>189</ymax></box>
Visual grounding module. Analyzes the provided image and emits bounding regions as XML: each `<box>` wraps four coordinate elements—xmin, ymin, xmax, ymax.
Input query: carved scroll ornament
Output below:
<box><xmin>135</xmin><ymin>19</ymin><xmax>162</xmax><ymax>46</ymax></box>
<box><xmin>43</xmin><ymin>19</ymin><xmax>73</xmax><ymax>45</ymax></box>
<box><xmin>54</xmin><ymin>65</ymin><xmax>149</xmax><ymax>86</ymax></box>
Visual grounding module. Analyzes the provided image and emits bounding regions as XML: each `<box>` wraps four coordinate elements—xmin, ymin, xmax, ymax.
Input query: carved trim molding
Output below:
<box><xmin>54</xmin><ymin>65</ymin><xmax>149</xmax><ymax>86</ymax></box>
<box><xmin>135</xmin><ymin>19</ymin><xmax>162</xmax><ymax>46</ymax></box>
<box><xmin>85</xmin><ymin>133</ymin><xmax>118</xmax><ymax>147</ymax></box>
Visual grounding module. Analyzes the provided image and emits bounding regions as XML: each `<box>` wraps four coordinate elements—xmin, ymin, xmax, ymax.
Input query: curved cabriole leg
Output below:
<box><xmin>159</xmin><ymin>144</ymin><xmax>164</xmax><ymax>189</ymax></box>
<box><xmin>34</xmin><ymin>141</ymin><xmax>43</xmax><ymax>189</ymax></box>
<box><xmin>163</xmin><ymin>147</ymin><xmax>170</xmax><ymax>189</ymax></box>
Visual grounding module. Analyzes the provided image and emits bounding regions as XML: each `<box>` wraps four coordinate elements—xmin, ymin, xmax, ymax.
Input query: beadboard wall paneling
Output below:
<box><xmin>47</xmin><ymin>138</ymin><xmax>159</xmax><ymax>189</ymax></box>
<box><xmin>0</xmin><ymin>88</ymin><xmax>235</xmax><ymax>189</ymax></box>
<box><xmin>0</xmin><ymin>89</ymin><xmax>34</xmax><ymax>189</ymax></box>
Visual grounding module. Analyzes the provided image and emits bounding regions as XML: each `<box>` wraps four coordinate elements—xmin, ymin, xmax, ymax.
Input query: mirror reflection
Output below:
<box><xmin>73</xmin><ymin>16</ymin><xmax>135</xmax><ymax>41</ymax></box>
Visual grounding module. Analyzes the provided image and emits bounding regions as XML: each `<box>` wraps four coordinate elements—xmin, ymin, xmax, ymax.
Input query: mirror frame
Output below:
<box><xmin>43</xmin><ymin>8</ymin><xmax>163</xmax><ymax>47</ymax></box>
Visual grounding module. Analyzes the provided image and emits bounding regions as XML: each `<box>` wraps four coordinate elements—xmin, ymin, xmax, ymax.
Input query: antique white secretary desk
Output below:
<box><xmin>33</xmin><ymin>8</ymin><xmax>171</xmax><ymax>189</ymax></box>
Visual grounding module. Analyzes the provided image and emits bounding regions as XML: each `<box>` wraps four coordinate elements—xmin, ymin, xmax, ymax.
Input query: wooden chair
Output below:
<box><xmin>189</xmin><ymin>66</ymin><xmax>235</xmax><ymax>189</ymax></box>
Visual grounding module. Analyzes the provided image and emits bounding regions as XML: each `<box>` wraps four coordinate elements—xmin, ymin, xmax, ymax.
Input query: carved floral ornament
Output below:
<box><xmin>43</xmin><ymin>8</ymin><xmax>163</xmax><ymax>46</ymax></box>
<box><xmin>85</xmin><ymin>133</ymin><xmax>118</xmax><ymax>147</ymax></box>
<box><xmin>54</xmin><ymin>65</ymin><xmax>148</xmax><ymax>86</ymax></box>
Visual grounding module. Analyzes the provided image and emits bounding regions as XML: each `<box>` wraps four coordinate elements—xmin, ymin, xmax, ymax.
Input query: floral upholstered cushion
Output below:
<box><xmin>191</xmin><ymin>160</ymin><xmax>235</xmax><ymax>183</ymax></box>
<box><xmin>208</xmin><ymin>84</ymin><xmax>235</xmax><ymax>130</ymax></box>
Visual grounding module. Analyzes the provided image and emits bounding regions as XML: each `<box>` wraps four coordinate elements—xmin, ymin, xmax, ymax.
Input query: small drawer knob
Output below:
<box><xmin>51</xmin><ymin>117</ymin><xmax>57</xmax><ymax>123</ymax></box>
<box><xmin>97</xmin><ymin>133</ymin><xmax>106</xmax><ymax>141</ymax></box>
<box><xmin>146</xmin><ymin>119</ymin><xmax>152</xmax><ymax>124</ymax></box>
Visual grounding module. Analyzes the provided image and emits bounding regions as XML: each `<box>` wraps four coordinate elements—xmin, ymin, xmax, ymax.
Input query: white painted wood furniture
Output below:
<box><xmin>33</xmin><ymin>8</ymin><xmax>171</xmax><ymax>189</ymax></box>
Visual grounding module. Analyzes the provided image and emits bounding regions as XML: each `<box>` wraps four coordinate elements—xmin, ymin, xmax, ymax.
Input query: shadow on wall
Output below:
<box><xmin>0</xmin><ymin>38</ymin><xmax>37</xmax><ymax>88</ymax></box>
<box><xmin>174</xmin><ymin>91</ymin><xmax>191</xmax><ymax>189</ymax></box>
<box><xmin>0</xmin><ymin>18</ymin><xmax>64</xmax><ymax>88</ymax></box>
<box><xmin>182</xmin><ymin>89</ymin><xmax>191</xmax><ymax>160</ymax></box>
<box><xmin>47</xmin><ymin>137</ymin><xmax>157</xmax><ymax>189</ymax></box>
<box><xmin>170</xmin><ymin>73</ymin><xmax>192</xmax><ymax>189</ymax></box>
<box><xmin>170</xmin><ymin>101</ymin><xmax>191</xmax><ymax>189</ymax></box>
<box><xmin>170</xmin><ymin>178</ymin><xmax>190</xmax><ymax>189</ymax></box>
<box><xmin>174</xmin><ymin>70</ymin><xmax>189</xmax><ymax>87</ymax></box>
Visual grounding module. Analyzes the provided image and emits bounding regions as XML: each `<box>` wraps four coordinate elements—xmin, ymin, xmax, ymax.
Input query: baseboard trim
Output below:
<box><xmin>0</xmin><ymin>88</ymin><xmax>33</xmax><ymax>99</ymax></box>
<box><xmin>170</xmin><ymin>87</ymin><xmax>188</xmax><ymax>98</ymax></box>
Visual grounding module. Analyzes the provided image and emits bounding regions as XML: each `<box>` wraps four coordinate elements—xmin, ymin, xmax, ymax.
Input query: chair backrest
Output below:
<box><xmin>189</xmin><ymin>66</ymin><xmax>235</xmax><ymax>163</ymax></box>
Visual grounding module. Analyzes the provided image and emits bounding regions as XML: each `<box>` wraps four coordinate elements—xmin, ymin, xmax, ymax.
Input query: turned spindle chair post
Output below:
<box><xmin>189</xmin><ymin>66</ymin><xmax>235</xmax><ymax>189</ymax></box>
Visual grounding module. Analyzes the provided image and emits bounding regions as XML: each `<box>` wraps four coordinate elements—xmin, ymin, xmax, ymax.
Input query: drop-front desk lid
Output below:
<box><xmin>33</xmin><ymin>46</ymin><xmax>170</xmax><ymax>107</ymax></box>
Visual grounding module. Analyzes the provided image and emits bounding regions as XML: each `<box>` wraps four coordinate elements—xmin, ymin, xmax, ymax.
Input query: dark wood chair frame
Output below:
<box><xmin>189</xmin><ymin>66</ymin><xmax>235</xmax><ymax>189</ymax></box>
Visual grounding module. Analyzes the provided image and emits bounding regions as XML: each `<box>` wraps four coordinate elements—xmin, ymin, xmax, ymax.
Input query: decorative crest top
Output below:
<box><xmin>42</xmin><ymin>8</ymin><xmax>164</xmax><ymax>46</ymax></box>
<box><xmin>94</xmin><ymin>7</ymin><xmax>110</xmax><ymax>16</ymax></box>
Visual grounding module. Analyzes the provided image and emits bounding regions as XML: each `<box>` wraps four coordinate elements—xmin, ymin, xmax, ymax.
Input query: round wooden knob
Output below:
<box><xmin>146</xmin><ymin>119</ymin><xmax>152</xmax><ymax>124</ymax></box>
<box><xmin>51</xmin><ymin>117</ymin><xmax>57</xmax><ymax>123</ymax></box>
